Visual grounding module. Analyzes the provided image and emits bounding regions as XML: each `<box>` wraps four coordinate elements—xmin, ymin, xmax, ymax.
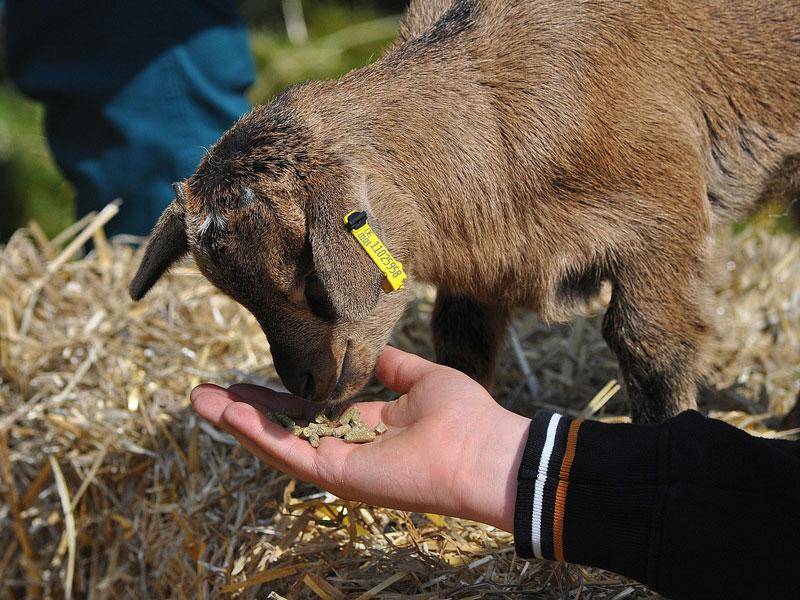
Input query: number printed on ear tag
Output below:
<box><xmin>343</xmin><ymin>211</ymin><xmax>407</xmax><ymax>292</ymax></box>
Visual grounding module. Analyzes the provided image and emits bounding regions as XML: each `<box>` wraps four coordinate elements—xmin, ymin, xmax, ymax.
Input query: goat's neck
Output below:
<box><xmin>314</xmin><ymin>55</ymin><xmax>525</xmax><ymax>300</ymax></box>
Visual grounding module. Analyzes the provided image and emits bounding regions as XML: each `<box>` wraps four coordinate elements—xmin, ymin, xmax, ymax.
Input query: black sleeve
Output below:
<box><xmin>514</xmin><ymin>410</ymin><xmax>800</xmax><ymax>600</ymax></box>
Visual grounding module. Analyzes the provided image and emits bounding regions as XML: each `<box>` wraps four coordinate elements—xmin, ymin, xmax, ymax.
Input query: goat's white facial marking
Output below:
<box><xmin>196</xmin><ymin>210</ymin><xmax>227</xmax><ymax>249</ymax></box>
<box><xmin>241</xmin><ymin>186</ymin><xmax>257</xmax><ymax>205</ymax></box>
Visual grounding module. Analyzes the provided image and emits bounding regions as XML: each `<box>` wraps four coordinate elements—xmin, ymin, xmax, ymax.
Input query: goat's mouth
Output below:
<box><xmin>328</xmin><ymin>339</ymin><xmax>353</xmax><ymax>402</ymax></box>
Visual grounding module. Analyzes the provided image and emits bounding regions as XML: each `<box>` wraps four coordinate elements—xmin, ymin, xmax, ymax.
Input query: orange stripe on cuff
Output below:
<box><xmin>553</xmin><ymin>419</ymin><xmax>582</xmax><ymax>562</ymax></box>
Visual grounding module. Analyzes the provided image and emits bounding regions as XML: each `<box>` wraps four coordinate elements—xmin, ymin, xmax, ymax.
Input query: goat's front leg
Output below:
<box><xmin>432</xmin><ymin>290</ymin><xmax>509</xmax><ymax>387</ymax></box>
<box><xmin>602</xmin><ymin>249</ymin><xmax>712</xmax><ymax>424</ymax></box>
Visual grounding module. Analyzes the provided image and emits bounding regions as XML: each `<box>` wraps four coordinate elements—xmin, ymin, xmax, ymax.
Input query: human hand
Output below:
<box><xmin>191</xmin><ymin>346</ymin><xmax>530</xmax><ymax>531</ymax></box>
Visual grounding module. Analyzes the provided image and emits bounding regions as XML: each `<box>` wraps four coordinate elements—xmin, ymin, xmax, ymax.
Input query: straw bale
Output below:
<box><xmin>0</xmin><ymin>209</ymin><xmax>797</xmax><ymax>597</ymax></box>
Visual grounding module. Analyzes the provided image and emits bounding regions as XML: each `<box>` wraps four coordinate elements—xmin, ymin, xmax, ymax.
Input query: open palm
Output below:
<box><xmin>191</xmin><ymin>347</ymin><xmax>530</xmax><ymax>531</ymax></box>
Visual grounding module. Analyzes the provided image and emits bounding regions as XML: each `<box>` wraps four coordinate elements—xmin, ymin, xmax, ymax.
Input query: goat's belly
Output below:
<box><xmin>704</xmin><ymin>130</ymin><xmax>800</xmax><ymax>223</ymax></box>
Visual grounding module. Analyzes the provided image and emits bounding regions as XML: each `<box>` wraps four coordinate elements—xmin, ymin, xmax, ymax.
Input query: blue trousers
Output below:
<box><xmin>4</xmin><ymin>0</ymin><xmax>254</xmax><ymax>236</ymax></box>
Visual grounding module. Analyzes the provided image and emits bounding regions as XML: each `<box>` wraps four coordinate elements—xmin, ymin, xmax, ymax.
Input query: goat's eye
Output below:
<box><xmin>304</xmin><ymin>273</ymin><xmax>336</xmax><ymax>321</ymax></box>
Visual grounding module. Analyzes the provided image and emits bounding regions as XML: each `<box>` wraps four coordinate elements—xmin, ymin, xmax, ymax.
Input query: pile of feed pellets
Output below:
<box><xmin>270</xmin><ymin>406</ymin><xmax>388</xmax><ymax>448</ymax></box>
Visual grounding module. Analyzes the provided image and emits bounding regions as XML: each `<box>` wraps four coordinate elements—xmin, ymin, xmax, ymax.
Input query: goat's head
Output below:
<box><xmin>129</xmin><ymin>100</ymin><xmax>410</xmax><ymax>404</ymax></box>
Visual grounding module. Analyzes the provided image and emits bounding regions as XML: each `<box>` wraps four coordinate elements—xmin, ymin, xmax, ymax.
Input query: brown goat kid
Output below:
<box><xmin>130</xmin><ymin>0</ymin><xmax>800</xmax><ymax>424</ymax></box>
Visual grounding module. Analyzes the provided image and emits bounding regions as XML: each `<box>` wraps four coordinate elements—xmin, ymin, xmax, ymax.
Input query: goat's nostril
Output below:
<box><xmin>302</xmin><ymin>372</ymin><xmax>316</xmax><ymax>399</ymax></box>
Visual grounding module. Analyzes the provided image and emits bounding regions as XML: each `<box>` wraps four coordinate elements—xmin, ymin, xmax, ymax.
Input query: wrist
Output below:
<box><xmin>457</xmin><ymin>406</ymin><xmax>531</xmax><ymax>532</ymax></box>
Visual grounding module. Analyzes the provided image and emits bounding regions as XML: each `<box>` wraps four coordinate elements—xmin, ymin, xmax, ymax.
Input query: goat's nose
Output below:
<box><xmin>301</xmin><ymin>372</ymin><xmax>316</xmax><ymax>399</ymax></box>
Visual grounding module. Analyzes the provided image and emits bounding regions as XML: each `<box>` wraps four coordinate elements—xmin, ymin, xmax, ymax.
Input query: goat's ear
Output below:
<box><xmin>307</xmin><ymin>180</ymin><xmax>383</xmax><ymax>321</ymax></box>
<box><xmin>128</xmin><ymin>198</ymin><xmax>188</xmax><ymax>300</ymax></box>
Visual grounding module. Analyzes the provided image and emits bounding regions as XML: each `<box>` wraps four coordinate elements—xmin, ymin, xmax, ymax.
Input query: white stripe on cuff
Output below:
<box><xmin>530</xmin><ymin>413</ymin><xmax>562</xmax><ymax>559</ymax></box>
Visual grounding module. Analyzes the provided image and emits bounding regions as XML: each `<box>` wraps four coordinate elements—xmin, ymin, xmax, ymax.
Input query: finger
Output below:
<box><xmin>229</xmin><ymin>384</ymin><xmax>390</xmax><ymax>427</ymax></box>
<box><xmin>227</xmin><ymin>383</ymin><xmax>320</xmax><ymax>421</ymax></box>
<box><xmin>192</xmin><ymin>386</ymin><xmax>333</xmax><ymax>485</ymax></box>
<box><xmin>191</xmin><ymin>384</ymin><xmax>238</xmax><ymax>425</ymax></box>
<box><xmin>220</xmin><ymin>401</ymin><xmax>320</xmax><ymax>481</ymax></box>
<box><xmin>191</xmin><ymin>386</ymin><xmax>311</xmax><ymax>477</ymax></box>
<box><xmin>374</xmin><ymin>346</ymin><xmax>439</xmax><ymax>395</ymax></box>
<box><xmin>227</xmin><ymin>420</ymin><xmax>375</xmax><ymax>504</ymax></box>
<box><xmin>190</xmin><ymin>389</ymin><xmax>294</xmax><ymax>473</ymax></box>
<box><xmin>225</xmin><ymin>425</ymin><xmax>301</xmax><ymax>478</ymax></box>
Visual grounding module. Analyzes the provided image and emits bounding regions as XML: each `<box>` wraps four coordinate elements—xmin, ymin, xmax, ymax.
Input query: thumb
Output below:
<box><xmin>375</xmin><ymin>346</ymin><xmax>439</xmax><ymax>394</ymax></box>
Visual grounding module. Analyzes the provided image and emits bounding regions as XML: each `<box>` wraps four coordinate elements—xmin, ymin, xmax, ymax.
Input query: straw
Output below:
<box><xmin>0</xmin><ymin>212</ymin><xmax>798</xmax><ymax>598</ymax></box>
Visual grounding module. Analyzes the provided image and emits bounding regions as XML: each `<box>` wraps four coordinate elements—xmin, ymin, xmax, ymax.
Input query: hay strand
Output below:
<box><xmin>18</xmin><ymin>200</ymin><xmax>120</xmax><ymax>337</ymax></box>
<box><xmin>49</xmin><ymin>456</ymin><xmax>76</xmax><ymax>600</ymax></box>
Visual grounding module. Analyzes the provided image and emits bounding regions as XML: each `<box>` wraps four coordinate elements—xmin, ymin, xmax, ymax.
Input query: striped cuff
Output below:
<box><xmin>514</xmin><ymin>410</ymin><xmax>662</xmax><ymax>587</ymax></box>
<box><xmin>514</xmin><ymin>411</ymin><xmax>582</xmax><ymax>561</ymax></box>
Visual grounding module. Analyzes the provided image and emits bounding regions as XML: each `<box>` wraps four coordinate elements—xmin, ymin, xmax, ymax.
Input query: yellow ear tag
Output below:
<box><xmin>344</xmin><ymin>211</ymin><xmax>407</xmax><ymax>293</ymax></box>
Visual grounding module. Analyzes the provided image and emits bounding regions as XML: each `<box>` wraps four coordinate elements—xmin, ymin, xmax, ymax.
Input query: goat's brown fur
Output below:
<box><xmin>130</xmin><ymin>0</ymin><xmax>800</xmax><ymax>423</ymax></box>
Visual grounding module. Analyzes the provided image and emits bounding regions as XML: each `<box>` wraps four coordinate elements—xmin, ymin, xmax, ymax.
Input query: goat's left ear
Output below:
<box><xmin>307</xmin><ymin>178</ymin><xmax>383</xmax><ymax>321</ymax></box>
<box><xmin>129</xmin><ymin>186</ymin><xmax>188</xmax><ymax>300</ymax></box>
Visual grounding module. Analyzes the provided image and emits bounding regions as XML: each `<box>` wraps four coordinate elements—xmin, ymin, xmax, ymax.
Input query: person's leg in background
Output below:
<box><xmin>4</xmin><ymin>0</ymin><xmax>254</xmax><ymax>236</ymax></box>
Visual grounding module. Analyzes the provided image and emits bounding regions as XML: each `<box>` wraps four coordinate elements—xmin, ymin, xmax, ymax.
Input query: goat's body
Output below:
<box><xmin>308</xmin><ymin>0</ymin><xmax>800</xmax><ymax>420</ymax></box>
<box><xmin>138</xmin><ymin>0</ymin><xmax>800</xmax><ymax>422</ymax></box>
<box><xmin>380</xmin><ymin>0</ymin><xmax>800</xmax><ymax>309</ymax></box>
